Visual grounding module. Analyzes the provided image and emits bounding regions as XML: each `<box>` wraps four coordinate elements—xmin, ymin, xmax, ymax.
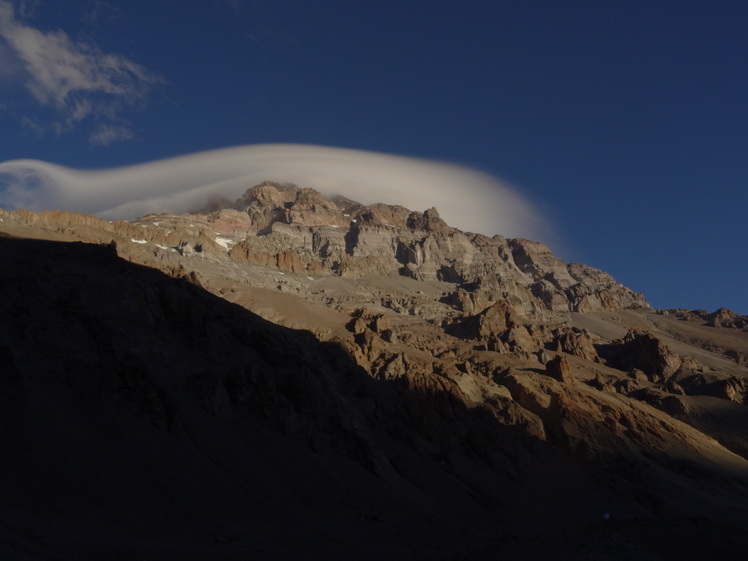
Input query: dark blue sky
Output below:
<box><xmin>1</xmin><ymin>0</ymin><xmax>746</xmax><ymax>313</ymax></box>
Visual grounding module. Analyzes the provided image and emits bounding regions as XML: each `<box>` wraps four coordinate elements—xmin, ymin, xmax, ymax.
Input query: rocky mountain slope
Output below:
<box><xmin>1</xmin><ymin>183</ymin><xmax>747</xmax><ymax>560</ymax></box>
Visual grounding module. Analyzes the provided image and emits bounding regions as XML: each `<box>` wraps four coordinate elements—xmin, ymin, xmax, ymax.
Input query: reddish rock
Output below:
<box><xmin>546</xmin><ymin>356</ymin><xmax>574</xmax><ymax>383</ymax></box>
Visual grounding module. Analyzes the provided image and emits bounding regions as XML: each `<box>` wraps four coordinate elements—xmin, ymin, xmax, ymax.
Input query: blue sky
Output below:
<box><xmin>0</xmin><ymin>0</ymin><xmax>746</xmax><ymax>314</ymax></box>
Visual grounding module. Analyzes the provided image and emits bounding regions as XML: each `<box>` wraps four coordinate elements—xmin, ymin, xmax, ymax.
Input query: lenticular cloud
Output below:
<box><xmin>0</xmin><ymin>144</ymin><xmax>545</xmax><ymax>239</ymax></box>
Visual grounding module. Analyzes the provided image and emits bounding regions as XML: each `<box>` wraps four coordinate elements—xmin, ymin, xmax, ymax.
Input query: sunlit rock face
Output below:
<box><xmin>210</xmin><ymin>184</ymin><xmax>649</xmax><ymax>314</ymax></box>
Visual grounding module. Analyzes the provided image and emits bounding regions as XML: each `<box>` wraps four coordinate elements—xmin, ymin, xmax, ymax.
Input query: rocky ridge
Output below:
<box><xmin>0</xmin><ymin>182</ymin><xmax>649</xmax><ymax>314</ymax></box>
<box><xmin>1</xmin><ymin>183</ymin><xmax>748</xmax><ymax>560</ymax></box>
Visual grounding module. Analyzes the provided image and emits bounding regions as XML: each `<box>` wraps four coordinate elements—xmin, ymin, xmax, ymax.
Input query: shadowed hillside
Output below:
<box><xmin>2</xmin><ymin>194</ymin><xmax>748</xmax><ymax>560</ymax></box>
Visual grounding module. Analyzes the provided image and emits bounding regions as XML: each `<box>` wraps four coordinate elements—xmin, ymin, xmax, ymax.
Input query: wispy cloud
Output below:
<box><xmin>0</xmin><ymin>0</ymin><xmax>162</xmax><ymax>142</ymax></box>
<box><xmin>14</xmin><ymin>0</ymin><xmax>40</xmax><ymax>19</ymax></box>
<box><xmin>0</xmin><ymin>144</ymin><xmax>549</xmax><ymax>241</ymax></box>
<box><xmin>89</xmin><ymin>123</ymin><xmax>133</xmax><ymax>146</ymax></box>
<box><xmin>81</xmin><ymin>1</ymin><xmax>123</xmax><ymax>27</ymax></box>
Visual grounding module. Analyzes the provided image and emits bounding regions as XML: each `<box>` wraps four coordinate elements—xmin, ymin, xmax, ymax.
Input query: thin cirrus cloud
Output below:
<box><xmin>0</xmin><ymin>144</ymin><xmax>549</xmax><ymax>241</ymax></box>
<box><xmin>0</xmin><ymin>0</ymin><xmax>162</xmax><ymax>144</ymax></box>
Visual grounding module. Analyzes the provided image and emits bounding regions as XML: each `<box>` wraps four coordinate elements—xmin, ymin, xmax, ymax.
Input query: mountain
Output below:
<box><xmin>1</xmin><ymin>183</ymin><xmax>747</xmax><ymax>560</ymax></box>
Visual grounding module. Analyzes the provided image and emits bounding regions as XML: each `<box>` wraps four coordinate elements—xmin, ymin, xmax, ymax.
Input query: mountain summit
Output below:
<box><xmin>1</xmin><ymin>185</ymin><xmax>747</xmax><ymax>560</ymax></box>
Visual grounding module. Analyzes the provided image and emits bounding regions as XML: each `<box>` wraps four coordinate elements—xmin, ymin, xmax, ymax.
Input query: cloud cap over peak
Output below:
<box><xmin>0</xmin><ymin>144</ymin><xmax>549</xmax><ymax>241</ymax></box>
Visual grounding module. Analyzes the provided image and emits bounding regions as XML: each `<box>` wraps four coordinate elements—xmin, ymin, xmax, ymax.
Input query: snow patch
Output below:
<box><xmin>131</xmin><ymin>238</ymin><xmax>147</xmax><ymax>244</ymax></box>
<box><xmin>215</xmin><ymin>236</ymin><xmax>234</xmax><ymax>249</ymax></box>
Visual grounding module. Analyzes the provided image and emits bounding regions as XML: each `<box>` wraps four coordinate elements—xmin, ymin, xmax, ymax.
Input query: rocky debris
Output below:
<box><xmin>549</xmin><ymin>326</ymin><xmax>600</xmax><ymax>362</ymax></box>
<box><xmin>652</xmin><ymin>308</ymin><xmax>748</xmax><ymax>367</ymax></box>
<box><xmin>208</xmin><ymin>208</ymin><xmax>254</xmax><ymax>235</ymax></box>
<box><xmin>545</xmin><ymin>356</ymin><xmax>574</xmax><ymax>383</ymax></box>
<box><xmin>288</xmin><ymin>188</ymin><xmax>350</xmax><ymax>228</ymax></box>
<box><xmin>660</xmin><ymin>306</ymin><xmax>748</xmax><ymax>330</ymax></box>
<box><xmin>676</xmin><ymin>372</ymin><xmax>748</xmax><ymax>404</ymax></box>
<box><xmin>598</xmin><ymin>329</ymin><xmax>682</xmax><ymax>381</ymax></box>
<box><xmin>358</xmin><ymin>203</ymin><xmax>414</xmax><ymax>229</ymax></box>
<box><xmin>352</xmin><ymin>227</ymin><xmax>401</xmax><ymax>260</ymax></box>
<box><xmin>498</xmin><ymin>371</ymin><xmax>622</xmax><ymax>457</ymax></box>
<box><xmin>510</xmin><ymin>238</ymin><xmax>578</xmax><ymax>288</ymax></box>
<box><xmin>344</xmin><ymin>309</ymin><xmax>403</xmax><ymax>370</ymax></box>
<box><xmin>406</xmin><ymin>206</ymin><xmax>452</xmax><ymax>232</ymax></box>
<box><xmin>472</xmin><ymin>300</ymin><xmax>523</xmax><ymax>338</ymax></box>
<box><xmin>703</xmin><ymin>307</ymin><xmax>748</xmax><ymax>329</ymax></box>
<box><xmin>587</xmin><ymin>372</ymin><xmax>616</xmax><ymax>393</ymax></box>
<box><xmin>176</xmin><ymin>231</ymin><xmax>224</xmax><ymax>258</ymax></box>
<box><xmin>235</xmin><ymin>180</ymin><xmax>295</xmax><ymax>206</ymax></box>
<box><xmin>566</xmin><ymin>263</ymin><xmax>650</xmax><ymax>312</ymax></box>
<box><xmin>630</xmin><ymin>387</ymin><xmax>690</xmax><ymax>415</ymax></box>
<box><xmin>231</xmin><ymin>181</ymin><xmax>295</xmax><ymax>234</ymax></box>
<box><xmin>347</xmin><ymin>308</ymin><xmax>393</xmax><ymax>338</ymax></box>
<box><xmin>659</xmin><ymin>308</ymin><xmax>706</xmax><ymax>322</ymax></box>
<box><xmin>229</xmin><ymin>237</ymin><xmax>320</xmax><ymax>274</ymax></box>
<box><xmin>508</xmin><ymin>240</ymin><xmax>650</xmax><ymax>313</ymax></box>
<box><xmin>446</xmin><ymin>299</ymin><xmax>542</xmax><ymax>356</ymax></box>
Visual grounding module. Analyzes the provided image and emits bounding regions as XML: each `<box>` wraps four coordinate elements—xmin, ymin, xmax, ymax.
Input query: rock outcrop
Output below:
<box><xmin>599</xmin><ymin>329</ymin><xmax>683</xmax><ymax>381</ymax></box>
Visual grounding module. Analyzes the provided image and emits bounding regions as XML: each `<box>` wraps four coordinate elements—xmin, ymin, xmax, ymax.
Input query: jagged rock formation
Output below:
<box><xmin>1</xmin><ymin>184</ymin><xmax>748</xmax><ymax>561</ymax></box>
<box><xmin>0</xmin><ymin>183</ymin><xmax>649</xmax><ymax>316</ymax></box>
<box><xmin>599</xmin><ymin>329</ymin><xmax>683</xmax><ymax>381</ymax></box>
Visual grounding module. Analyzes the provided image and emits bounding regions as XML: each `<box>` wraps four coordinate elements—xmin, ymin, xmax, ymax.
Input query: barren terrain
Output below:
<box><xmin>1</xmin><ymin>185</ymin><xmax>747</xmax><ymax>560</ymax></box>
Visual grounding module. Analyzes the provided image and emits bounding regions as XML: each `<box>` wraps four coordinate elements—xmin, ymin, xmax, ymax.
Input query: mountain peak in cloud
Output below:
<box><xmin>0</xmin><ymin>144</ymin><xmax>550</xmax><ymax>241</ymax></box>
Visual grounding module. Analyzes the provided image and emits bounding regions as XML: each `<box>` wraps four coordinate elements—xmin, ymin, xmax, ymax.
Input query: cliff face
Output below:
<box><xmin>0</xmin><ymin>182</ymin><xmax>649</xmax><ymax>314</ymax></box>
<box><xmin>1</xmin><ymin>185</ymin><xmax>748</xmax><ymax>560</ymax></box>
<box><xmin>229</xmin><ymin>183</ymin><xmax>650</xmax><ymax>314</ymax></box>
